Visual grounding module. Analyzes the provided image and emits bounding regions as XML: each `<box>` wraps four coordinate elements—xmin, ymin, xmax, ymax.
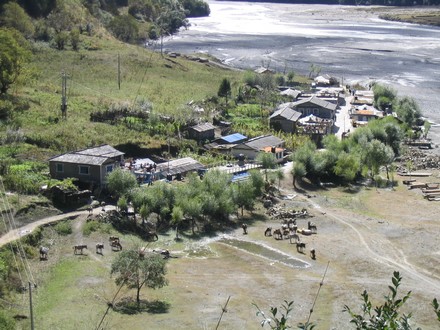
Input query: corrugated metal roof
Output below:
<box><xmin>220</xmin><ymin>133</ymin><xmax>247</xmax><ymax>144</ymax></box>
<box><xmin>245</xmin><ymin>135</ymin><xmax>284</xmax><ymax>150</ymax></box>
<box><xmin>156</xmin><ymin>157</ymin><xmax>205</xmax><ymax>175</ymax></box>
<box><xmin>270</xmin><ymin>106</ymin><xmax>301</xmax><ymax>121</ymax></box>
<box><xmin>49</xmin><ymin>144</ymin><xmax>124</xmax><ymax>166</ymax></box>
<box><xmin>292</xmin><ymin>95</ymin><xmax>337</xmax><ymax>111</ymax></box>
<box><xmin>190</xmin><ymin>122</ymin><xmax>215</xmax><ymax>132</ymax></box>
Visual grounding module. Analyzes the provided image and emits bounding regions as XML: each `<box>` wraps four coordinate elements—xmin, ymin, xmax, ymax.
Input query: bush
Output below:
<box><xmin>54</xmin><ymin>221</ymin><xmax>72</xmax><ymax>236</ymax></box>
<box><xmin>83</xmin><ymin>220</ymin><xmax>112</xmax><ymax>236</ymax></box>
<box><xmin>0</xmin><ymin>310</ymin><xmax>16</xmax><ymax>330</ymax></box>
<box><xmin>24</xmin><ymin>227</ymin><xmax>42</xmax><ymax>246</ymax></box>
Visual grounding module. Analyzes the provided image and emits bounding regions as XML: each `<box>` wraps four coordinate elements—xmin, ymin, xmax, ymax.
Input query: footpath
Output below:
<box><xmin>0</xmin><ymin>206</ymin><xmax>115</xmax><ymax>248</ymax></box>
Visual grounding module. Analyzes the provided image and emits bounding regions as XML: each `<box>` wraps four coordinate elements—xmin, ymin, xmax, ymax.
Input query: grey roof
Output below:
<box><xmin>280</xmin><ymin>88</ymin><xmax>301</xmax><ymax>98</ymax></box>
<box><xmin>190</xmin><ymin>122</ymin><xmax>215</xmax><ymax>132</ymax></box>
<box><xmin>291</xmin><ymin>95</ymin><xmax>337</xmax><ymax>111</ymax></box>
<box><xmin>49</xmin><ymin>144</ymin><xmax>124</xmax><ymax>166</ymax></box>
<box><xmin>270</xmin><ymin>105</ymin><xmax>302</xmax><ymax>121</ymax></box>
<box><xmin>244</xmin><ymin>135</ymin><xmax>284</xmax><ymax>150</ymax></box>
<box><xmin>156</xmin><ymin>157</ymin><xmax>205</xmax><ymax>176</ymax></box>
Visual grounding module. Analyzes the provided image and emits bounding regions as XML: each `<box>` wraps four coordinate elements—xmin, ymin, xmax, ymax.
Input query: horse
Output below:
<box><xmin>96</xmin><ymin>243</ymin><xmax>104</xmax><ymax>254</ymax></box>
<box><xmin>273</xmin><ymin>229</ymin><xmax>283</xmax><ymax>240</ymax></box>
<box><xmin>289</xmin><ymin>232</ymin><xmax>300</xmax><ymax>244</ymax></box>
<box><xmin>73</xmin><ymin>244</ymin><xmax>88</xmax><ymax>255</ymax></box>
<box><xmin>287</xmin><ymin>219</ymin><xmax>297</xmax><ymax>229</ymax></box>
<box><xmin>310</xmin><ymin>248</ymin><xmax>316</xmax><ymax>260</ymax></box>
<box><xmin>264</xmin><ymin>227</ymin><xmax>272</xmax><ymax>237</ymax></box>
<box><xmin>39</xmin><ymin>246</ymin><xmax>49</xmax><ymax>260</ymax></box>
<box><xmin>110</xmin><ymin>239</ymin><xmax>122</xmax><ymax>251</ymax></box>
<box><xmin>109</xmin><ymin>236</ymin><xmax>119</xmax><ymax>243</ymax></box>
<box><xmin>242</xmin><ymin>223</ymin><xmax>248</xmax><ymax>235</ymax></box>
<box><xmin>308</xmin><ymin>221</ymin><xmax>317</xmax><ymax>233</ymax></box>
<box><xmin>296</xmin><ymin>242</ymin><xmax>306</xmax><ymax>253</ymax></box>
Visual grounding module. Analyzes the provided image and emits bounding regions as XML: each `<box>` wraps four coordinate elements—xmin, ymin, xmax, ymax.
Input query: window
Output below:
<box><xmin>56</xmin><ymin>163</ymin><xmax>64</xmax><ymax>173</ymax></box>
<box><xmin>79</xmin><ymin>166</ymin><xmax>89</xmax><ymax>175</ymax></box>
<box><xmin>106</xmin><ymin>164</ymin><xmax>113</xmax><ymax>173</ymax></box>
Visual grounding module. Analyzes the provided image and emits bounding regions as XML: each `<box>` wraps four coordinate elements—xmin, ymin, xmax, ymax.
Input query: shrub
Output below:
<box><xmin>23</xmin><ymin>227</ymin><xmax>42</xmax><ymax>246</ymax></box>
<box><xmin>54</xmin><ymin>221</ymin><xmax>72</xmax><ymax>236</ymax></box>
<box><xmin>83</xmin><ymin>220</ymin><xmax>111</xmax><ymax>236</ymax></box>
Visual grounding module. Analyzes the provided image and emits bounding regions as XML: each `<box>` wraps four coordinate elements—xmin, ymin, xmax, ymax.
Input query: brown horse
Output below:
<box><xmin>73</xmin><ymin>244</ymin><xmax>88</xmax><ymax>255</ymax></box>
<box><xmin>296</xmin><ymin>242</ymin><xmax>306</xmax><ymax>253</ymax></box>
<box><xmin>110</xmin><ymin>240</ymin><xmax>122</xmax><ymax>251</ymax></box>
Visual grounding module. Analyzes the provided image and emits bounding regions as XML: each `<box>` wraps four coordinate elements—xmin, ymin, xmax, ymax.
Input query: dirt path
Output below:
<box><xmin>0</xmin><ymin>206</ymin><xmax>115</xmax><ymax>248</ymax></box>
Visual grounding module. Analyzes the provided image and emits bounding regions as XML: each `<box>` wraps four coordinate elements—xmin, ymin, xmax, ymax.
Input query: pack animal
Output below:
<box><xmin>296</xmin><ymin>242</ymin><xmax>306</xmax><ymax>253</ymax></box>
<box><xmin>308</xmin><ymin>221</ymin><xmax>317</xmax><ymax>233</ymax></box>
<box><xmin>96</xmin><ymin>243</ymin><xmax>104</xmax><ymax>254</ymax></box>
<box><xmin>73</xmin><ymin>245</ymin><xmax>88</xmax><ymax>255</ymax></box>
<box><xmin>39</xmin><ymin>246</ymin><xmax>49</xmax><ymax>260</ymax></box>
<box><xmin>264</xmin><ymin>227</ymin><xmax>272</xmax><ymax>236</ymax></box>
<box><xmin>273</xmin><ymin>229</ymin><xmax>283</xmax><ymax>240</ymax></box>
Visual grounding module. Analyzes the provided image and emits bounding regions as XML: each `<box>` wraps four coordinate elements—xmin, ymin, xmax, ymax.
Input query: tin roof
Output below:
<box><xmin>49</xmin><ymin>144</ymin><xmax>124</xmax><ymax>166</ymax></box>
<box><xmin>220</xmin><ymin>133</ymin><xmax>247</xmax><ymax>144</ymax></box>
<box><xmin>156</xmin><ymin>157</ymin><xmax>205</xmax><ymax>176</ymax></box>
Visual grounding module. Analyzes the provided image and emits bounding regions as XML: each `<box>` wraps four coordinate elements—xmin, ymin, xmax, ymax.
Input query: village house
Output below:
<box><xmin>269</xmin><ymin>103</ymin><xmax>302</xmax><ymax>133</ymax></box>
<box><xmin>231</xmin><ymin>134</ymin><xmax>285</xmax><ymax>162</ymax></box>
<box><xmin>350</xmin><ymin>104</ymin><xmax>384</xmax><ymax>127</ymax></box>
<box><xmin>188</xmin><ymin>122</ymin><xmax>216</xmax><ymax>142</ymax></box>
<box><xmin>290</xmin><ymin>95</ymin><xmax>337</xmax><ymax>120</ymax></box>
<box><xmin>155</xmin><ymin>157</ymin><xmax>205</xmax><ymax>181</ymax></box>
<box><xmin>279</xmin><ymin>88</ymin><xmax>301</xmax><ymax>100</ymax></box>
<box><xmin>49</xmin><ymin>144</ymin><xmax>124</xmax><ymax>188</ymax></box>
<box><xmin>204</xmin><ymin>133</ymin><xmax>248</xmax><ymax>154</ymax></box>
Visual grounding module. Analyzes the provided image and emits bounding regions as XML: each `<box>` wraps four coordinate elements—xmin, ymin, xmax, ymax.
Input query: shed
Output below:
<box><xmin>156</xmin><ymin>157</ymin><xmax>205</xmax><ymax>178</ymax></box>
<box><xmin>188</xmin><ymin>122</ymin><xmax>216</xmax><ymax>142</ymax></box>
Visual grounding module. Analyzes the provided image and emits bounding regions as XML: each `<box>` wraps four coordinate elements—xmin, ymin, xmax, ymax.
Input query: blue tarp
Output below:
<box><xmin>231</xmin><ymin>172</ymin><xmax>250</xmax><ymax>182</ymax></box>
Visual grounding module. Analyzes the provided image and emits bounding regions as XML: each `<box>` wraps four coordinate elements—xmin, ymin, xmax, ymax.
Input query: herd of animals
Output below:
<box><xmin>242</xmin><ymin>207</ymin><xmax>318</xmax><ymax>260</ymax></box>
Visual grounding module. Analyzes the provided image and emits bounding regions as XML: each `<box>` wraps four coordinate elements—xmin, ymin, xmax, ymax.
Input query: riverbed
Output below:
<box><xmin>163</xmin><ymin>1</ymin><xmax>440</xmax><ymax>146</ymax></box>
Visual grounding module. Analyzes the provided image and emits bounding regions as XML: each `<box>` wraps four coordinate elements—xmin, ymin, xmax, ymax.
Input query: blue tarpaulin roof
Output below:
<box><xmin>221</xmin><ymin>133</ymin><xmax>247</xmax><ymax>144</ymax></box>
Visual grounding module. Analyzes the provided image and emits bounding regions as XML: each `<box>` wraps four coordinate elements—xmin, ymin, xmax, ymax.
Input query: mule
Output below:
<box><xmin>308</xmin><ymin>221</ymin><xmax>317</xmax><ymax>233</ymax></box>
<box><xmin>273</xmin><ymin>229</ymin><xmax>283</xmax><ymax>240</ymax></box>
<box><xmin>296</xmin><ymin>242</ymin><xmax>306</xmax><ymax>253</ymax></box>
<box><xmin>73</xmin><ymin>245</ymin><xmax>88</xmax><ymax>255</ymax></box>
<box><xmin>264</xmin><ymin>227</ymin><xmax>272</xmax><ymax>236</ymax></box>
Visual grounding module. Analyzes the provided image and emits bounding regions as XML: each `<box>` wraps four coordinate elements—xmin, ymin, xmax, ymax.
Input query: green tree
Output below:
<box><xmin>343</xmin><ymin>271</ymin><xmax>418</xmax><ymax>330</ymax></box>
<box><xmin>54</xmin><ymin>30</ymin><xmax>69</xmax><ymax>50</ymax></box>
<box><xmin>218</xmin><ymin>78</ymin><xmax>232</xmax><ymax>105</ymax></box>
<box><xmin>232</xmin><ymin>180</ymin><xmax>255</xmax><ymax>217</ymax></box>
<box><xmin>111</xmin><ymin>249</ymin><xmax>168</xmax><ymax>306</ymax></box>
<box><xmin>0</xmin><ymin>28</ymin><xmax>31</xmax><ymax>95</ymax></box>
<box><xmin>291</xmin><ymin>161</ymin><xmax>306</xmax><ymax>189</ymax></box>
<box><xmin>0</xmin><ymin>310</ymin><xmax>15</xmax><ymax>330</ymax></box>
<box><xmin>256</xmin><ymin>152</ymin><xmax>277</xmax><ymax>182</ymax></box>
<box><xmin>334</xmin><ymin>152</ymin><xmax>360</xmax><ymax>183</ymax></box>
<box><xmin>372</xmin><ymin>83</ymin><xmax>397</xmax><ymax>111</ymax></box>
<box><xmin>423</xmin><ymin>120</ymin><xmax>432</xmax><ymax>139</ymax></box>
<box><xmin>171</xmin><ymin>205</ymin><xmax>184</xmax><ymax>239</ymax></box>
<box><xmin>108</xmin><ymin>14</ymin><xmax>139</xmax><ymax>43</ymax></box>
<box><xmin>0</xmin><ymin>2</ymin><xmax>34</xmax><ymax>39</ymax></box>
<box><xmin>70</xmin><ymin>28</ymin><xmax>80</xmax><ymax>51</ymax></box>
<box><xmin>395</xmin><ymin>96</ymin><xmax>421</xmax><ymax>127</ymax></box>
<box><xmin>106</xmin><ymin>167</ymin><xmax>138</xmax><ymax>198</ymax></box>
<box><xmin>117</xmin><ymin>195</ymin><xmax>128</xmax><ymax>213</ymax></box>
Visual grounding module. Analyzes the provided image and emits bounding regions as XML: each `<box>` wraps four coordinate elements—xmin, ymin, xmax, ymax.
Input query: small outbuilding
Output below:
<box><xmin>188</xmin><ymin>122</ymin><xmax>216</xmax><ymax>142</ymax></box>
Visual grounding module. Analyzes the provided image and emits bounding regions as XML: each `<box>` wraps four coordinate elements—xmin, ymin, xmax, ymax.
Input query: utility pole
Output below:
<box><xmin>118</xmin><ymin>53</ymin><xmax>121</xmax><ymax>90</ymax></box>
<box><xmin>61</xmin><ymin>71</ymin><xmax>67</xmax><ymax>119</ymax></box>
<box><xmin>29</xmin><ymin>282</ymin><xmax>35</xmax><ymax>330</ymax></box>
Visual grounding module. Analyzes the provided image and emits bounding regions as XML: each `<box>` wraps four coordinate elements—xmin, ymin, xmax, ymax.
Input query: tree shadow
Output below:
<box><xmin>113</xmin><ymin>298</ymin><xmax>170</xmax><ymax>315</ymax></box>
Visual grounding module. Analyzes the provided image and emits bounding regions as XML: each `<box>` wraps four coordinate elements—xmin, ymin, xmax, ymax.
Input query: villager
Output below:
<box><xmin>310</xmin><ymin>248</ymin><xmax>316</xmax><ymax>260</ymax></box>
<box><xmin>242</xmin><ymin>223</ymin><xmax>248</xmax><ymax>235</ymax></box>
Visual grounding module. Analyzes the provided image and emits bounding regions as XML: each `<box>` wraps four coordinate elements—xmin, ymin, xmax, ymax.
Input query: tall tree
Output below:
<box><xmin>111</xmin><ymin>249</ymin><xmax>168</xmax><ymax>306</ymax></box>
<box><xmin>218</xmin><ymin>78</ymin><xmax>231</xmax><ymax>105</ymax></box>
<box><xmin>256</xmin><ymin>152</ymin><xmax>277</xmax><ymax>182</ymax></box>
<box><xmin>232</xmin><ymin>180</ymin><xmax>255</xmax><ymax>217</ymax></box>
<box><xmin>0</xmin><ymin>28</ymin><xmax>31</xmax><ymax>95</ymax></box>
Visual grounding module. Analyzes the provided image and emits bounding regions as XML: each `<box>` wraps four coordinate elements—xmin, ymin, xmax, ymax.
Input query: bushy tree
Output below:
<box><xmin>111</xmin><ymin>249</ymin><xmax>168</xmax><ymax>306</ymax></box>
<box><xmin>106</xmin><ymin>167</ymin><xmax>138</xmax><ymax>198</ymax></box>
<box><xmin>232</xmin><ymin>180</ymin><xmax>255</xmax><ymax>217</ymax></box>
<box><xmin>395</xmin><ymin>96</ymin><xmax>421</xmax><ymax>127</ymax></box>
<box><xmin>0</xmin><ymin>2</ymin><xmax>34</xmax><ymax>39</ymax></box>
<box><xmin>108</xmin><ymin>14</ymin><xmax>139</xmax><ymax>43</ymax></box>
<box><xmin>256</xmin><ymin>152</ymin><xmax>277</xmax><ymax>181</ymax></box>
<box><xmin>372</xmin><ymin>83</ymin><xmax>396</xmax><ymax>111</ymax></box>
<box><xmin>0</xmin><ymin>28</ymin><xmax>31</xmax><ymax>95</ymax></box>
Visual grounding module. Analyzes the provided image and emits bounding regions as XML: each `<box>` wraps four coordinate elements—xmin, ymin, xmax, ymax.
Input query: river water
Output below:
<box><xmin>163</xmin><ymin>1</ymin><xmax>440</xmax><ymax>132</ymax></box>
